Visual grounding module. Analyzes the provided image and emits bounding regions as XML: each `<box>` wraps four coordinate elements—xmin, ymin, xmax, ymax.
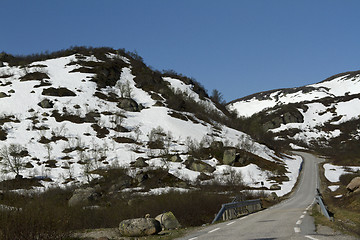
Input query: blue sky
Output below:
<box><xmin>1</xmin><ymin>0</ymin><xmax>360</xmax><ymax>102</ymax></box>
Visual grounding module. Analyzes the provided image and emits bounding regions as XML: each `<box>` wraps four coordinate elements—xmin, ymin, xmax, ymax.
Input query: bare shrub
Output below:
<box><xmin>0</xmin><ymin>144</ymin><xmax>27</xmax><ymax>177</ymax></box>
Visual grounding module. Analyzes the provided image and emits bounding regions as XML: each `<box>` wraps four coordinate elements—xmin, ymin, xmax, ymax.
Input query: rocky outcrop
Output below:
<box><xmin>346</xmin><ymin>177</ymin><xmax>360</xmax><ymax>193</ymax></box>
<box><xmin>38</xmin><ymin>98</ymin><xmax>54</xmax><ymax>108</ymax></box>
<box><xmin>117</xmin><ymin>98</ymin><xmax>140</xmax><ymax>112</ymax></box>
<box><xmin>270</xmin><ymin>184</ymin><xmax>281</xmax><ymax>190</ymax></box>
<box><xmin>186</xmin><ymin>159</ymin><xmax>215</xmax><ymax>173</ymax></box>
<box><xmin>169</xmin><ymin>155</ymin><xmax>182</xmax><ymax>162</ymax></box>
<box><xmin>263</xmin><ymin>109</ymin><xmax>304</xmax><ymax>131</ymax></box>
<box><xmin>131</xmin><ymin>157</ymin><xmax>149</xmax><ymax>168</ymax></box>
<box><xmin>118</xmin><ymin>218</ymin><xmax>161</xmax><ymax>237</ymax></box>
<box><xmin>223</xmin><ymin>149</ymin><xmax>236</xmax><ymax>165</ymax></box>
<box><xmin>155</xmin><ymin>211</ymin><xmax>181</xmax><ymax>230</ymax></box>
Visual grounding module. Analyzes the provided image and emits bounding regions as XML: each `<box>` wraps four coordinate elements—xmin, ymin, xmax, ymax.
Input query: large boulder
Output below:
<box><xmin>346</xmin><ymin>177</ymin><xmax>360</xmax><ymax>193</ymax></box>
<box><xmin>68</xmin><ymin>187</ymin><xmax>101</xmax><ymax>207</ymax></box>
<box><xmin>155</xmin><ymin>211</ymin><xmax>181</xmax><ymax>230</ymax></box>
<box><xmin>223</xmin><ymin>149</ymin><xmax>236</xmax><ymax>165</ymax></box>
<box><xmin>131</xmin><ymin>157</ymin><xmax>149</xmax><ymax>168</ymax></box>
<box><xmin>38</xmin><ymin>98</ymin><xmax>54</xmax><ymax>108</ymax></box>
<box><xmin>119</xmin><ymin>218</ymin><xmax>161</xmax><ymax>237</ymax></box>
<box><xmin>187</xmin><ymin>160</ymin><xmax>215</xmax><ymax>173</ymax></box>
<box><xmin>117</xmin><ymin>98</ymin><xmax>139</xmax><ymax>112</ymax></box>
<box><xmin>169</xmin><ymin>155</ymin><xmax>182</xmax><ymax>162</ymax></box>
<box><xmin>270</xmin><ymin>184</ymin><xmax>281</xmax><ymax>190</ymax></box>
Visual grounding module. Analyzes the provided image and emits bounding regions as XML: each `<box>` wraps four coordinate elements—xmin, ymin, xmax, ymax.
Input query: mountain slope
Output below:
<box><xmin>0</xmin><ymin>47</ymin><xmax>301</xmax><ymax>196</ymax></box>
<box><xmin>227</xmin><ymin>70</ymin><xmax>360</xmax><ymax>158</ymax></box>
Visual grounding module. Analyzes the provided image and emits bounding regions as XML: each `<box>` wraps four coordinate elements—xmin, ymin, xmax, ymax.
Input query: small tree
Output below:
<box><xmin>116</xmin><ymin>80</ymin><xmax>132</xmax><ymax>98</ymax></box>
<box><xmin>210</xmin><ymin>89</ymin><xmax>225</xmax><ymax>105</ymax></box>
<box><xmin>0</xmin><ymin>144</ymin><xmax>27</xmax><ymax>177</ymax></box>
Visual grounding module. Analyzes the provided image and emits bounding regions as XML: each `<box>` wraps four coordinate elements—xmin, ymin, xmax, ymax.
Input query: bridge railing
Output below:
<box><xmin>212</xmin><ymin>199</ymin><xmax>262</xmax><ymax>223</ymax></box>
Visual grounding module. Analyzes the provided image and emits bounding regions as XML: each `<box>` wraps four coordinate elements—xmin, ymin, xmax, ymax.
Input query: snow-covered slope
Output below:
<box><xmin>227</xmin><ymin>70</ymin><xmax>360</xmax><ymax>149</ymax></box>
<box><xmin>228</xmin><ymin>71</ymin><xmax>360</xmax><ymax>118</ymax></box>
<box><xmin>0</xmin><ymin>49</ymin><xmax>301</xmax><ymax>196</ymax></box>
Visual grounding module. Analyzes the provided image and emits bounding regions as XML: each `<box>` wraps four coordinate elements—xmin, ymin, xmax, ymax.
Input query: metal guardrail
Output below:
<box><xmin>316</xmin><ymin>188</ymin><xmax>333</xmax><ymax>221</ymax></box>
<box><xmin>212</xmin><ymin>199</ymin><xmax>262</xmax><ymax>224</ymax></box>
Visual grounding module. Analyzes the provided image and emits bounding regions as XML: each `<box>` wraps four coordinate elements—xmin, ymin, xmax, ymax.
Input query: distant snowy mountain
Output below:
<box><xmin>227</xmin><ymin>70</ymin><xmax>360</xmax><ymax>152</ymax></box>
<box><xmin>0</xmin><ymin>48</ymin><xmax>301</xmax><ymax>196</ymax></box>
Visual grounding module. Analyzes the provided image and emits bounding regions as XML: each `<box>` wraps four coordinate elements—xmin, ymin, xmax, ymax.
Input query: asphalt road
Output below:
<box><xmin>177</xmin><ymin>152</ymin><xmax>356</xmax><ymax>240</ymax></box>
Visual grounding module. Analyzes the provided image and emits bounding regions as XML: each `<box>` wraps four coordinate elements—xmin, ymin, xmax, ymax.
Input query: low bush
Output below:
<box><xmin>0</xmin><ymin>186</ymin><xmax>252</xmax><ymax>239</ymax></box>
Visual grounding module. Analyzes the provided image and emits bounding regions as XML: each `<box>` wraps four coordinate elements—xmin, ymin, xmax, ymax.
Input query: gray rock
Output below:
<box><xmin>210</xmin><ymin>141</ymin><xmax>224</xmax><ymax>150</ymax></box>
<box><xmin>266</xmin><ymin>192</ymin><xmax>279</xmax><ymax>201</ymax></box>
<box><xmin>270</xmin><ymin>184</ymin><xmax>281</xmax><ymax>190</ymax></box>
<box><xmin>223</xmin><ymin>149</ymin><xmax>236</xmax><ymax>165</ymax></box>
<box><xmin>263</xmin><ymin>109</ymin><xmax>304</xmax><ymax>131</ymax></box>
<box><xmin>38</xmin><ymin>98</ymin><xmax>54</xmax><ymax>108</ymax></box>
<box><xmin>68</xmin><ymin>187</ymin><xmax>101</xmax><ymax>207</ymax></box>
<box><xmin>119</xmin><ymin>218</ymin><xmax>161</xmax><ymax>237</ymax></box>
<box><xmin>155</xmin><ymin>211</ymin><xmax>181</xmax><ymax>230</ymax></box>
<box><xmin>117</xmin><ymin>98</ymin><xmax>139</xmax><ymax>112</ymax></box>
<box><xmin>169</xmin><ymin>155</ymin><xmax>182</xmax><ymax>162</ymax></box>
<box><xmin>131</xmin><ymin>157</ymin><xmax>149</xmax><ymax>168</ymax></box>
<box><xmin>188</xmin><ymin>161</ymin><xmax>215</xmax><ymax>173</ymax></box>
<box><xmin>346</xmin><ymin>176</ymin><xmax>360</xmax><ymax>193</ymax></box>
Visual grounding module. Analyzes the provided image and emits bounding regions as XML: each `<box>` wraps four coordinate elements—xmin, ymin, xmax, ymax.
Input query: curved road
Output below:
<box><xmin>177</xmin><ymin>152</ymin><xmax>354</xmax><ymax>240</ymax></box>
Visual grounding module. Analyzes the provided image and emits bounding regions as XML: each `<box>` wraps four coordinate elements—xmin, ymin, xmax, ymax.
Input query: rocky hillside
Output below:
<box><xmin>227</xmin><ymin>70</ymin><xmax>360</xmax><ymax>161</ymax></box>
<box><xmin>0</xmin><ymin>47</ymin><xmax>301</xmax><ymax>196</ymax></box>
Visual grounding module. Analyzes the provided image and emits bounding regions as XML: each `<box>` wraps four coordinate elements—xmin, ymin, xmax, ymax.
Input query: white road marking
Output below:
<box><xmin>296</xmin><ymin>220</ymin><xmax>302</xmax><ymax>225</ymax></box>
<box><xmin>226</xmin><ymin>221</ymin><xmax>236</xmax><ymax>226</ymax></box>
<box><xmin>300</xmin><ymin>214</ymin><xmax>305</xmax><ymax>219</ymax></box>
<box><xmin>188</xmin><ymin>237</ymin><xmax>198</xmax><ymax>240</ymax></box>
<box><xmin>208</xmin><ymin>227</ymin><xmax>220</xmax><ymax>233</ymax></box>
<box><xmin>242</xmin><ymin>216</ymin><xmax>248</xmax><ymax>219</ymax></box>
<box><xmin>303</xmin><ymin>211</ymin><xmax>307</xmax><ymax>214</ymax></box>
<box><xmin>294</xmin><ymin>227</ymin><xmax>301</xmax><ymax>233</ymax></box>
<box><xmin>305</xmin><ymin>235</ymin><xmax>319</xmax><ymax>240</ymax></box>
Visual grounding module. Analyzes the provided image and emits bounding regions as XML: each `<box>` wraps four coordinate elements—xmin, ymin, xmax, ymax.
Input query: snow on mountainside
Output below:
<box><xmin>227</xmin><ymin>70</ymin><xmax>360</xmax><ymax>150</ymax></box>
<box><xmin>0</xmin><ymin>49</ymin><xmax>301</xmax><ymax>196</ymax></box>
<box><xmin>228</xmin><ymin>70</ymin><xmax>360</xmax><ymax>118</ymax></box>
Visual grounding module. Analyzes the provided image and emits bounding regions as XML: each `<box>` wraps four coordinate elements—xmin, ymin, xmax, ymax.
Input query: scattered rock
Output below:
<box><xmin>169</xmin><ymin>155</ymin><xmax>182</xmax><ymax>162</ymax></box>
<box><xmin>68</xmin><ymin>187</ymin><xmax>101</xmax><ymax>207</ymax></box>
<box><xmin>131</xmin><ymin>157</ymin><xmax>149</xmax><ymax>168</ymax></box>
<box><xmin>210</xmin><ymin>141</ymin><xmax>224</xmax><ymax>150</ymax></box>
<box><xmin>197</xmin><ymin>172</ymin><xmax>213</xmax><ymax>181</ymax></box>
<box><xmin>118</xmin><ymin>218</ymin><xmax>161</xmax><ymax>237</ymax></box>
<box><xmin>223</xmin><ymin>149</ymin><xmax>236</xmax><ymax>165</ymax></box>
<box><xmin>117</xmin><ymin>98</ymin><xmax>139</xmax><ymax>112</ymax></box>
<box><xmin>42</xmin><ymin>87</ymin><xmax>76</xmax><ymax>97</ymax></box>
<box><xmin>266</xmin><ymin>192</ymin><xmax>279</xmax><ymax>201</ymax></box>
<box><xmin>155</xmin><ymin>211</ymin><xmax>181</xmax><ymax>230</ymax></box>
<box><xmin>187</xmin><ymin>160</ymin><xmax>215</xmax><ymax>173</ymax></box>
<box><xmin>270</xmin><ymin>184</ymin><xmax>281</xmax><ymax>190</ymax></box>
<box><xmin>135</xmin><ymin>171</ymin><xmax>149</xmax><ymax>184</ymax></box>
<box><xmin>38</xmin><ymin>98</ymin><xmax>54</xmax><ymax>108</ymax></box>
<box><xmin>346</xmin><ymin>176</ymin><xmax>360</xmax><ymax>193</ymax></box>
